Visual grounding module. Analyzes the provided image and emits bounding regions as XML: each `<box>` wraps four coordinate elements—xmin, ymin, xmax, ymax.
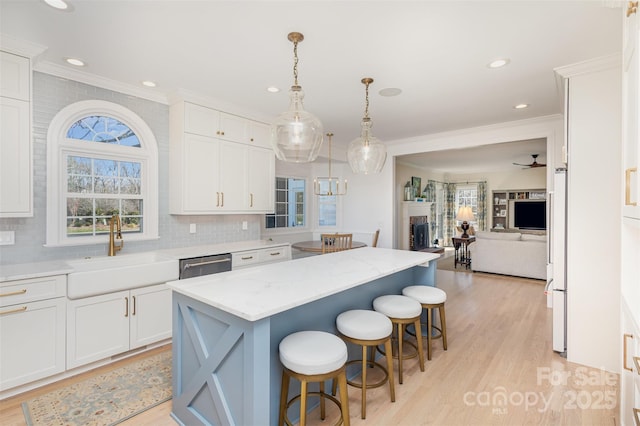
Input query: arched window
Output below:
<box><xmin>46</xmin><ymin>101</ymin><xmax>158</xmax><ymax>247</ymax></box>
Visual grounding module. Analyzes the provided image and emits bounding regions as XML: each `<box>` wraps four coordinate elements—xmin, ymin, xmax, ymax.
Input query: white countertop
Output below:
<box><xmin>167</xmin><ymin>247</ymin><xmax>438</xmax><ymax>322</ymax></box>
<box><xmin>0</xmin><ymin>240</ymin><xmax>289</xmax><ymax>282</ymax></box>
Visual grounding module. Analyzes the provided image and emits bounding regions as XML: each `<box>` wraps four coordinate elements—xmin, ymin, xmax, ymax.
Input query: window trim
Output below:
<box><xmin>263</xmin><ymin>175</ymin><xmax>310</xmax><ymax>234</ymax></box>
<box><xmin>46</xmin><ymin>100</ymin><xmax>159</xmax><ymax>247</ymax></box>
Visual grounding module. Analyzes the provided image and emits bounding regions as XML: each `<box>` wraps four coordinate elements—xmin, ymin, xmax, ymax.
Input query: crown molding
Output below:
<box><xmin>0</xmin><ymin>33</ymin><xmax>47</xmax><ymax>58</ymax></box>
<box><xmin>553</xmin><ymin>53</ymin><xmax>622</xmax><ymax>79</ymax></box>
<box><xmin>34</xmin><ymin>60</ymin><xmax>169</xmax><ymax>105</ymax></box>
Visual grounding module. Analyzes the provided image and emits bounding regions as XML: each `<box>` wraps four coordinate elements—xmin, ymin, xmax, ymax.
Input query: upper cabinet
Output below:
<box><xmin>0</xmin><ymin>51</ymin><xmax>32</xmax><ymax>217</ymax></box>
<box><xmin>624</xmin><ymin>3</ymin><xmax>640</xmax><ymax>220</ymax></box>
<box><xmin>169</xmin><ymin>101</ymin><xmax>275</xmax><ymax>215</ymax></box>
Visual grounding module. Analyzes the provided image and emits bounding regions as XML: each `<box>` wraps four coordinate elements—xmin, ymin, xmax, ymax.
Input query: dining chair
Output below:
<box><xmin>372</xmin><ymin>229</ymin><xmax>380</xmax><ymax>248</ymax></box>
<box><xmin>321</xmin><ymin>233</ymin><xmax>353</xmax><ymax>254</ymax></box>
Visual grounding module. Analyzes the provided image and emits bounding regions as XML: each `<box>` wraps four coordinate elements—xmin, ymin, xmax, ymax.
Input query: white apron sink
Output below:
<box><xmin>67</xmin><ymin>252</ymin><xmax>179</xmax><ymax>299</ymax></box>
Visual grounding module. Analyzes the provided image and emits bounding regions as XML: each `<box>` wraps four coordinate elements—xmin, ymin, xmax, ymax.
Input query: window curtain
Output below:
<box><xmin>424</xmin><ymin>180</ymin><xmax>437</xmax><ymax>243</ymax></box>
<box><xmin>443</xmin><ymin>183</ymin><xmax>457</xmax><ymax>246</ymax></box>
<box><xmin>477</xmin><ymin>181</ymin><xmax>487</xmax><ymax>231</ymax></box>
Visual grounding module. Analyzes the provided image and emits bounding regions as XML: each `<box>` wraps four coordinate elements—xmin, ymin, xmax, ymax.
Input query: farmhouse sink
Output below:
<box><xmin>67</xmin><ymin>252</ymin><xmax>179</xmax><ymax>299</ymax></box>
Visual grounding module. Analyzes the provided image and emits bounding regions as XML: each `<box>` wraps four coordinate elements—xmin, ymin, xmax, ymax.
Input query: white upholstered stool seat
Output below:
<box><xmin>335</xmin><ymin>310</ymin><xmax>395</xmax><ymax>419</ymax></box>
<box><xmin>372</xmin><ymin>295</ymin><xmax>425</xmax><ymax>384</ymax></box>
<box><xmin>278</xmin><ymin>331</ymin><xmax>350</xmax><ymax>426</ymax></box>
<box><xmin>402</xmin><ymin>285</ymin><xmax>448</xmax><ymax>361</ymax></box>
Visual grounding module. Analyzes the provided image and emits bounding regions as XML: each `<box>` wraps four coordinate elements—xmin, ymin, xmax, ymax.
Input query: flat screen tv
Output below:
<box><xmin>514</xmin><ymin>201</ymin><xmax>546</xmax><ymax>230</ymax></box>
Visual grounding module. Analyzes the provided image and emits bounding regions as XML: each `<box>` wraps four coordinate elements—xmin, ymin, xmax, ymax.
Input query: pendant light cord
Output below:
<box><xmin>292</xmin><ymin>40</ymin><xmax>299</xmax><ymax>87</ymax></box>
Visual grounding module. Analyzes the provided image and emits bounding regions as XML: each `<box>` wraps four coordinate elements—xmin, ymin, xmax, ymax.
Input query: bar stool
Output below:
<box><xmin>402</xmin><ymin>285</ymin><xmax>448</xmax><ymax>361</ymax></box>
<box><xmin>278</xmin><ymin>331</ymin><xmax>350</xmax><ymax>426</ymax></box>
<box><xmin>335</xmin><ymin>309</ymin><xmax>395</xmax><ymax>419</ymax></box>
<box><xmin>372</xmin><ymin>295</ymin><xmax>425</xmax><ymax>384</ymax></box>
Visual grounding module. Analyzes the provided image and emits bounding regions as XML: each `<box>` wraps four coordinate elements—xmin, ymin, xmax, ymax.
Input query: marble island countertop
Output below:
<box><xmin>167</xmin><ymin>247</ymin><xmax>438</xmax><ymax>322</ymax></box>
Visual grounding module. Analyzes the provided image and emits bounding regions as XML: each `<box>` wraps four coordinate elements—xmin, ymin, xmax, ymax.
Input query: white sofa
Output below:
<box><xmin>468</xmin><ymin>231</ymin><xmax>547</xmax><ymax>280</ymax></box>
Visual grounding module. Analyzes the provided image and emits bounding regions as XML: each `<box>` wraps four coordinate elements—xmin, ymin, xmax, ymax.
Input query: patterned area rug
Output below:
<box><xmin>22</xmin><ymin>350</ymin><xmax>172</xmax><ymax>426</ymax></box>
<box><xmin>436</xmin><ymin>252</ymin><xmax>472</xmax><ymax>273</ymax></box>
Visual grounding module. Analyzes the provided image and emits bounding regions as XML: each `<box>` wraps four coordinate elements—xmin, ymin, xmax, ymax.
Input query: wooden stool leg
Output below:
<box><xmin>440</xmin><ymin>304</ymin><xmax>448</xmax><ymax>350</ymax></box>
<box><xmin>426</xmin><ymin>306</ymin><xmax>433</xmax><ymax>361</ymax></box>
<box><xmin>299</xmin><ymin>380</ymin><xmax>307</xmax><ymax>426</ymax></box>
<box><xmin>414</xmin><ymin>319</ymin><xmax>425</xmax><ymax>371</ymax></box>
<box><xmin>397</xmin><ymin>323</ymin><xmax>404</xmax><ymax>384</ymax></box>
<box><xmin>383</xmin><ymin>338</ymin><xmax>396</xmax><ymax>402</ymax></box>
<box><xmin>279</xmin><ymin>370</ymin><xmax>290</xmax><ymax>426</ymax></box>
<box><xmin>319</xmin><ymin>381</ymin><xmax>326</xmax><ymax>420</ymax></box>
<box><xmin>361</xmin><ymin>344</ymin><xmax>367</xmax><ymax>419</ymax></box>
<box><xmin>337</xmin><ymin>370</ymin><xmax>351</xmax><ymax>426</ymax></box>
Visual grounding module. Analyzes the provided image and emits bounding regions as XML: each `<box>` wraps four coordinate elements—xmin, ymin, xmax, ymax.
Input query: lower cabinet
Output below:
<box><xmin>621</xmin><ymin>299</ymin><xmax>640</xmax><ymax>426</ymax></box>
<box><xmin>67</xmin><ymin>284</ymin><xmax>171</xmax><ymax>369</ymax></box>
<box><xmin>0</xmin><ymin>297</ymin><xmax>66</xmax><ymax>391</ymax></box>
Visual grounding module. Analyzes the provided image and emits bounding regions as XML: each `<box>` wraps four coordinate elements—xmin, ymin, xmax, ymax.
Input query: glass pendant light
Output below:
<box><xmin>347</xmin><ymin>77</ymin><xmax>387</xmax><ymax>174</ymax></box>
<box><xmin>270</xmin><ymin>32</ymin><xmax>323</xmax><ymax>163</ymax></box>
<box><xmin>314</xmin><ymin>133</ymin><xmax>347</xmax><ymax>196</ymax></box>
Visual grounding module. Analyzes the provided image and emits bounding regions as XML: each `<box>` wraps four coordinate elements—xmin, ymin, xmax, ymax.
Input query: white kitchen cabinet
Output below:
<box><xmin>247</xmin><ymin>146</ymin><xmax>275</xmax><ymax>212</ymax></box>
<box><xmin>67</xmin><ymin>283</ymin><xmax>171</xmax><ymax>369</ymax></box>
<box><xmin>0</xmin><ymin>275</ymin><xmax>66</xmax><ymax>391</ymax></box>
<box><xmin>621</xmin><ymin>299</ymin><xmax>640</xmax><ymax>426</ymax></box>
<box><xmin>0</xmin><ymin>51</ymin><xmax>32</xmax><ymax>217</ymax></box>
<box><xmin>170</xmin><ymin>100</ymin><xmax>275</xmax><ymax>214</ymax></box>
<box><xmin>247</xmin><ymin>120</ymin><xmax>271</xmax><ymax>149</ymax></box>
<box><xmin>231</xmin><ymin>244</ymin><xmax>291</xmax><ymax>270</ymax></box>
<box><xmin>624</xmin><ymin>3</ymin><xmax>640</xmax><ymax>220</ymax></box>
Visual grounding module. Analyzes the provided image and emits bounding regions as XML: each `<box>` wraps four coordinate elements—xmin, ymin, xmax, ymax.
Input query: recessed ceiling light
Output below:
<box><xmin>379</xmin><ymin>87</ymin><xmax>402</xmax><ymax>97</ymax></box>
<box><xmin>267</xmin><ymin>86</ymin><xmax>280</xmax><ymax>93</ymax></box>
<box><xmin>514</xmin><ymin>103</ymin><xmax>529</xmax><ymax>109</ymax></box>
<box><xmin>65</xmin><ymin>57</ymin><xmax>85</xmax><ymax>67</ymax></box>
<box><xmin>488</xmin><ymin>58</ymin><xmax>510</xmax><ymax>69</ymax></box>
<box><xmin>141</xmin><ymin>80</ymin><xmax>156</xmax><ymax>87</ymax></box>
<box><xmin>43</xmin><ymin>0</ymin><xmax>68</xmax><ymax>10</ymax></box>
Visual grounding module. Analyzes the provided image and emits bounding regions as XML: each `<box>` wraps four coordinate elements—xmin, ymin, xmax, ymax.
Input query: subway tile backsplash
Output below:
<box><xmin>0</xmin><ymin>72</ymin><xmax>261</xmax><ymax>266</ymax></box>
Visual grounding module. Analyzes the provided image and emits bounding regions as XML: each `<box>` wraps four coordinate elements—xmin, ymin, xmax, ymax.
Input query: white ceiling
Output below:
<box><xmin>0</xmin><ymin>1</ymin><xmax>622</xmax><ymax>171</ymax></box>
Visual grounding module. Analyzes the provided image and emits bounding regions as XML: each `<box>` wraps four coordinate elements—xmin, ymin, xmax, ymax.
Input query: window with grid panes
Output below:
<box><xmin>456</xmin><ymin>185</ymin><xmax>478</xmax><ymax>227</ymax></box>
<box><xmin>265</xmin><ymin>177</ymin><xmax>306</xmax><ymax>229</ymax></box>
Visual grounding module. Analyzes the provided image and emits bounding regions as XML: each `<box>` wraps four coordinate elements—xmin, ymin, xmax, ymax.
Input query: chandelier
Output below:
<box><xmin>314</xmin><ymin>133</ymin><xmax>347</xmax><ymax>196</ymax></box>
<box><xmin>347</xmin><ymin>77</ymin><xmax>387</xmax><ymax>174</ymax></box>
<box><xmin>270</xmin><ymin>32</ymin><xmax>323</xmax><ymax>163</ymax></box>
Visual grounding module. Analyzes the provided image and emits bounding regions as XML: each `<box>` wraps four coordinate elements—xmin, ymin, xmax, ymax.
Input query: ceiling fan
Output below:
<box><xmin>513</xmin><ymin>154</ymin><xmax>546</xmax><ymax>168</ymax></box>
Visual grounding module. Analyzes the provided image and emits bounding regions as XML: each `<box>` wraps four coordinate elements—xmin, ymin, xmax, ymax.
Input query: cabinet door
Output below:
<box><xmin>0</xmin><ymin>51</ymin><xmax>29</xmax><ymax>101</ymax></box>
<box><xmin>624</xmin><ymin>5</ymin><xmax>640</xmax><ymax>219</ymax></box>
<box><xmin>0</xmin><ymin>298</ymin><xmax>65</xmax><ymax>391</ymax></box>
<box><xmin>184</xmin><ymin>102</ymin><xmax>219</xmax><ymax>138</ymax></box>
<box><xmin>247</xmin><ymin>147</ymin><xmax>275</xmax><ymax>212</ymax></box>
<box><xmin>183</xmin><ymin>133</ymin><xmax>220</xmax><ymax>212</ymax></box>
<box><xmin>218</xmin><ymin>141</ymin><xmax>247</xmax><ymax>210</ymax></box>
<box><xmin>218</xmin><ymin>111</ymin><xmax>247</xmax><ymax>143</ymax></box>
<box><xmin>247</xmin><ymin>120</ymin><xmax>271</xmax><ymax>149</ymax></box>
<box><xmin>130</xmin><ymin>285</ymin><xmax>171</xmax><ymax>349</ymax></box>
<box><xmin>67</xmin><ymin>291</ymin><xmax>130</xmax><ymax>369</ymax></box>
<box><xmin>0</xmin><ymin>97</ymin><xmax>31</xmax><ymax>217</ymax></box>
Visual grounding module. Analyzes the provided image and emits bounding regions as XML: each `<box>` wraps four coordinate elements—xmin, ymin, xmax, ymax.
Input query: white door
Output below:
<box><xmin>183</xmin><ymin>133</ymin><xmax>220</xmax><ymax>212</ymax></box>
<box><xmin>218</xmin><ymin>141</ymin><xmax>247</xmax><ymax>210</ymax></box>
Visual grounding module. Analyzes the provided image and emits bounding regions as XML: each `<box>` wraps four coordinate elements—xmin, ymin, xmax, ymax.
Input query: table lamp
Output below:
<box><xmin>456</xmin><ymin>206</ymin><xmax>475</xmax><ymax>238</ymax></box>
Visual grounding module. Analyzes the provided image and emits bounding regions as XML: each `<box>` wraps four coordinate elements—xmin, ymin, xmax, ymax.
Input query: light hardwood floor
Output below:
<box><xmin>0</xmin><ymin>268</ymin><xmax>619</xmax><ymax>425</ymax></box>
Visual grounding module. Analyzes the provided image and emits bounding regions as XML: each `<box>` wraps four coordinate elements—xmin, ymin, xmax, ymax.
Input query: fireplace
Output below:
<box><xmin>412</xmin><ymin>222</ymin><xmax>430</xmax><ymax>251</ymax></box>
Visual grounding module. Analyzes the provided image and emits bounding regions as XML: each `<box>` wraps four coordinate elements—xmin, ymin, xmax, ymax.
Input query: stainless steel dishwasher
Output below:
<box><xmin>179</xmin><ymin>253</ymin><xmax>232</xmax><ymax>279</ymax></box>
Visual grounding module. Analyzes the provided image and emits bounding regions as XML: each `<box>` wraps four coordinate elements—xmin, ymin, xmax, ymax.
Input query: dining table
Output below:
<box><xmin>291</xmin><ymin>240</ymin><xmax>367</xmax><ymax>253</ymax></box>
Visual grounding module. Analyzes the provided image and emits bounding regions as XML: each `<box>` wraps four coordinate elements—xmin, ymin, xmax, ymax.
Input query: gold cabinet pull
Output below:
<box><xmin>270</xmin><ymin>252</ymin><xmax>281</xmax><ymax>256</ymax></box>
<box><xmin>216</xmin><ymin>192</ymin><xmax>220</xmax><ymax>207</ymax></box>
<box><xmin>0</xmin><ymin>289</ymin><xmax>27</xmax><ymax>297</ymax></box>
<box><xmin>0</xmin><ymin>306</ymin><xmax>27</xmax><ymax>316</ymax></box>
<box><xmin>624</xmin><ymin>333</ymin><xmax>634</xmax><ymax>371</ymax></box>
<box><xmin>125</xmin><ymin>296</ymin><xmax>129</xmax><ymax>317</ymax></box>
<box><xmin>250</xmin><ymin>193</ymin><xmax>254</xmax><ymax>208</ymax></box>
<box><xmin>626</xmin><ymin>167</ymin><xmax>638</xmax><ymax>206</ymax></box>
<box><xmin>221</xmin><ymin>192</ymin><xmax>224</xmax><ymax>207</ymax></box>
<box><xmin>241</xmin><ymin>256</ymin><xmax>254</xmax><ymax>260</ymax></box>
<box><xmin>628</xmin><ymin>1</ymin><xmax>638</xmax><ymax>17</ymax></box>
<box><xmin>132</xmin><ymin>296</ymin><xmax>136</xmax><ymax>316</ymax></box>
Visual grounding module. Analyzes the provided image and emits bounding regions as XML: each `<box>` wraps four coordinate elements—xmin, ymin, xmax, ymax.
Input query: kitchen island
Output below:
<box><xmin>167</xmin><ymin>247</ymin><xmax>439</xmax><ymax>425</ymax></box>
